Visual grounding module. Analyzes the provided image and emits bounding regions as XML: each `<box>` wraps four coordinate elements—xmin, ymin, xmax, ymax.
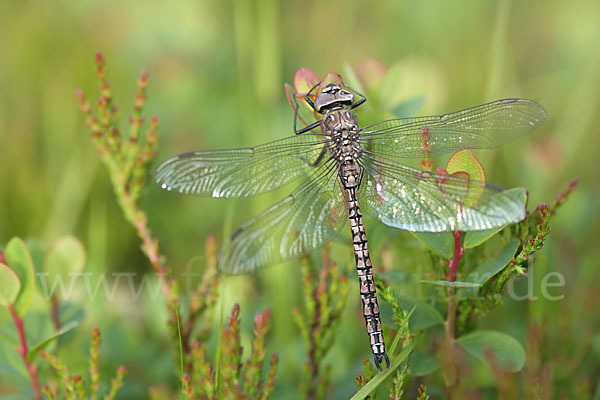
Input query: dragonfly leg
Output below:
<box><xmin>303</xmin><ymin>80</ymin><xmax>321</xmax><ymax>110</ymax></box>
<box><xmin>337</xmin><ymin>76</ymin><xmax>366</xmax><ymax>110</ymax></box>
<box><xmin>307</xmin><ymin>146</ymin><xmax>327</xmax><ymax>167</ymax></box>
<box><xmin>294</xmin><ymin>119</ymin><xmax>321</xmax><ymax>135</ymax></box>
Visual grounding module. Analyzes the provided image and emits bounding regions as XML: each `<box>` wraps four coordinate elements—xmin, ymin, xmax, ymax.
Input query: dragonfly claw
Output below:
<box><xmin>374</xmin><ymin>353</ymin><xmax>390</xmax><ymax>370</ymax></box>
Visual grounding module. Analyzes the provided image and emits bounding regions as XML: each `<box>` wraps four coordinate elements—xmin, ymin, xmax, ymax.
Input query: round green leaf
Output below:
<box><xmin>391</xmin><ymin>96</ymin><xmax>425</xmax><ymax>118</ymax></box>
<box><xmin>468</xmin><ymin>239</ymin><xmax>520</xmax><ymax>287</ymax></box>
<box><xmin>408</xmin><ymin>352</ymin><xmax>440</xmax><ymax>376</ymax></box>
<box><xmin>44</xmin><ymin>236</ymin><xmax>86</xmax><ymax>285</ymax></box>
<box><xmin>446</xmin><ymin>149</ymin><xmax>486</xmax><ymax>207</ymax></box>
<box><xmin>457</xmin><ymin>330</ymin><xmax>526</xmax><ymax>372</ymax></box>
<box><xmin>4</xmin><ymin>237</ymin><xmax>35</xmax><ymax>316</ymax></box>
<box><xmin>377</xmin><ymin>63</ymin><xmax>406</xmax><ymax>109</ymax></box>
<box><xmin>410</xmin><ymin>231</ymin><xmax>453</xmax><ymax>258</ymax></box>
<box><xmin>25</xmin><ymin>238</ymin><xmax>45</xmax><ymax>272</ymax></box>
<box><xmin>446</xmin><ymin>149</ymin><xmax>486</xmax><ymax>182</ymax></box>
<box><xmin>350</xmin><ymin>60</ymin><xmax>384</xmax><ymax>93</ymax></box>
<box><xmin>0</xmin><ymin>263</ymin><xmax>21</xmax><ymax>306</ymax></box>
<box><xmin>396</xmin><ymin>295</ymin><xmax>444</xmax><ymax>331</ymax></box>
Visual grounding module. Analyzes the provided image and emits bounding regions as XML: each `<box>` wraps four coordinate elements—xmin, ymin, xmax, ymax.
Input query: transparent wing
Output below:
<box><xmin>155</xmin><ymin>134</ymin><xmax>329</xmax><ymax>197</ymax></box>
<box><xmin>218</xmin><ymin>161</ymin><xmax>346</xmax><ymax>274</ymax></box>
<box><xmin>357</xmin><ymin>154</ymin><xmax>525</xmax><ymax>232</ymax></box>
<box><xmin>359</xmin><ymin>98</ymin><xmax>546</xmax><ymax>159</ymax></box>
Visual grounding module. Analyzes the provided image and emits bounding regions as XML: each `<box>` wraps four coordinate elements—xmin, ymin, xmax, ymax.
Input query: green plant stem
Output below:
<box><xmin>444</xmin><ymin>231</ymin><xmax>463</xmax><ymax>398</ymax></box>
<box><xmin>175</xmin><ymin>307</ymin><xmax>185</xmax><ymax>396</ymax></box>
<box><xmin>51</xmin><ymin>295</ymin><xmax>61</xmax><ymax>331</ymax></box>
<box><xmin>7</xmin><ymin>303</ymin><xmax>41</xmax><ymax>400</ymax></box>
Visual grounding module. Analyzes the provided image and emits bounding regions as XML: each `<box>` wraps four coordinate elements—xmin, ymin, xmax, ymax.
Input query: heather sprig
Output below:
<box><xmin>416</xmin><ymin>384</ymin><xmax>430</xmax><ymax>400</ymax></box>
<box><xmin>76</xmin><ymin>55</ymin><xmax>221</xmax><ymax>375</ymax></box>
<box><xmin>182</xmin><ymin>304</ymin><xmax>278</xmax><ymax>400</ymax></box>
<box><xmin>39</xmin><ymin>328</ymin><xmax>127</xmax><ymax>400</ymax></box>
<box><xmin>75</xmin><ymin>54</ymin><xmax>162</xmax><ymax>280</ymax></box>
<box><xmin>293</xmin><ymin>250</ymin><xmax>349</xmax><ymax>400</ymax></box>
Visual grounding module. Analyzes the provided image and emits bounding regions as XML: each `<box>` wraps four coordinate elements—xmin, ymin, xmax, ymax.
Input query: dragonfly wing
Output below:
<box><xmin>155</xmin><ymin>134</ymin><xmax>328</xmax><ymax>197</ymax></box>
<box><xmin>357</xmin><ymin>154</ymin><xmax>525</xmax><ymax>232</ymax></box>
<box><xmin>218</xmin><ymin>162</ymin><xmax>346</xmax><ymax>274</ymax></box>
<box><xmin>359</xmin><ymin>98</ymin><xmax>546</xmax><ymax>159</ymax></box>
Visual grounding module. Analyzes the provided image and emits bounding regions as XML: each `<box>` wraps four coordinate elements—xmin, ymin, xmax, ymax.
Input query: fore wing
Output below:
<box><xmin>155</xmin><ymin>134</ymin><xmax>328</xmax><ymax>197</ymax></box>
<box><xmin>359</xmin><ymin>98</ymin><xmax>546</xmax><ymax>159</ymax></box>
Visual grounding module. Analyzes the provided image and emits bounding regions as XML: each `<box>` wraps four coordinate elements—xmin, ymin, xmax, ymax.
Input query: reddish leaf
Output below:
<box><xmin>318</xmin><ymin>71</ymin><xmax>343</xmax><ymax>92</ymax></box>
<box><xmin>356</xmin><ymin>59</ymin><xmax>386</xmax><ymax>90</ymax></box>
<box><xmin>294</xmin><ymin>68</ymin><xmax>320</xmax><ymax>96</ymax></box>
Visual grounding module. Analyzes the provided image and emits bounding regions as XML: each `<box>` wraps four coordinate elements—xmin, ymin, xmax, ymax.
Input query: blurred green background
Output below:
<box><xmin>1</xmin><ymin>0</ymin><xmax>599</xmax><ymax>398</ymax></box>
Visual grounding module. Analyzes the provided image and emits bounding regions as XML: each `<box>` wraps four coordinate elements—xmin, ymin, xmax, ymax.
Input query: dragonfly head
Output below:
<box><xmin>314</xmin><ymin>83</ymin><xmax>354</xmax><ymax>113</ymax></box>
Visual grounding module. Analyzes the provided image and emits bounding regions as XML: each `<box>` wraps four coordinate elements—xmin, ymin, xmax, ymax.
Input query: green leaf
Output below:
<box><xmin>26</xmin><ymin>320</ymin><xmax>79</xmax><ymax>362</ymax></box>
<box><xmin>357</xmin><ymin>109</ymin><xmax>397</xmax><ymax>127</ymax></box>
<box><xmin>468</xmin><ymin>239</ymin><xmax>520</xmax><ymax>286</ymax></box>
<box><xmin>4</xmin><ymin>238</ymin><xmax>35</xmax><ymax>317</ymax></box>
<box><xmin>0</xmin><ymin>329</ymin><xmax>18</xmax><ymax>346</ymax></box>
<box><xmin>410</xmin><ymin>231</ymin><xmax>453</xmax><ymax>258</ymax></box>
<box><xmin>377</xmin><ymin>270</ymin><xmax>407</xmax><ymax>283</ymax></box>
<box><xmin>25</xmin><ymin>238</ymin><xmax>45</xmax><ymax>272</ymax></box>
<box><xmin>463</xmin><ymin>228</ymin><xmax>501</xmax><ymax>249</ymax></box>
<box><xmin>350</xmin><ymin>339</ymin><xmax>417</xmax><ymax>400</ymax></box>
<box><xmin>0</xmin><ymin>263</ymin><xmax>21</xmax><ymax>307</ymax></box>
<box><xmin>457</xmin><ymin>330</ymin><xmax>526</xmax><ymax>372</ymax></box>
<box><xmin>396</xmin><ymin>295</ymin><xmax>443</xmax><ymax>330</ymax></box>
<box><xmin>392</xmin><ymin>96</ymin><xmax>425</xmax><ymax>118</ymax></box>
<box><xmin>342</xmin><ymin>63</ymin><xmax>367</xmax><ymax>96</ymax></box>
<box><xmin>446</xmin><ymin>149</ymin><xmax>485</xmax><ymax>207</ymax></box>
<box><xmin>463</xmin><ymin>188</ymin><xmax>527</xmax><ymax>248</ymax></box>
<box><xmin>460</xmin><ymin>239</ymin><xmax>520</xmax><ymax>300</ymax></box>
<box><xmin>377</xmin><ymin>63</ymin><xmax>405</xmax><ymax>109</ymax></box>
<box><xmin>446</xmin><ymin>149</ymin><xmax>485</xmax><ymax>182</ymax></box>
<box><xmin>378</xmin><ymin>298</ymin><xmax>396</xmax><ymax>328</ymax></box>
<box><xmin>419</xmin><ymin>280</ymin><xmax>481</xmax><ymax>288</ymax></box>
<box><xmin>44</xmin><ymin>235</ymin><xmax>86</xmax><ymax>287</ymax></box>
<box><xmin>408</xmin><ymin>352</ymin><xmax>440</xmax><ymax>376</ymax></box>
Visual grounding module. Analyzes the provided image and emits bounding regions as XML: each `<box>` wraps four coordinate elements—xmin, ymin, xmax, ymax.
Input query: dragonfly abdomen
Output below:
<box><xmin>345</xmin><ymin>186</ymin><xmax>389</xmax><ymax>370</ymax></box>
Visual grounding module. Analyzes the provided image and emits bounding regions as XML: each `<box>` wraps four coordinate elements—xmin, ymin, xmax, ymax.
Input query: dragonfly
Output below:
<box><xmin>155</xmin><ymin>72</ymin><xmax>546</xmax><ymax>369</ymax></box>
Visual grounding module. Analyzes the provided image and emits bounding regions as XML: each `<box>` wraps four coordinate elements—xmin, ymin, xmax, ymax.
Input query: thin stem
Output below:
<box><xmin>447</xmin><ymin>231</ymin><xmax>463</xmax><ymax>283</ymax></box>
<box><xmin>444</xmin><ymin>231</ymin><xmax>464</xmax><ymax>399</ymax></box>
<box><xmin>8</xmin><ymin>304</ymin><xmax>41</xmax><ymax>400</ymax></box>
<box><xmin>51</xmin><ymin>295</ymin><xmax>61</xmax><ymax>331</ymax></box>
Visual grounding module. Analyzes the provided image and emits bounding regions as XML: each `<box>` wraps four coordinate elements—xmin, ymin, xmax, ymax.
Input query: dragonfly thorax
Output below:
<box><xmin>323</xmin><ymin>109</ymin><xmax>363</xmax><ymax>188</ymax></box>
